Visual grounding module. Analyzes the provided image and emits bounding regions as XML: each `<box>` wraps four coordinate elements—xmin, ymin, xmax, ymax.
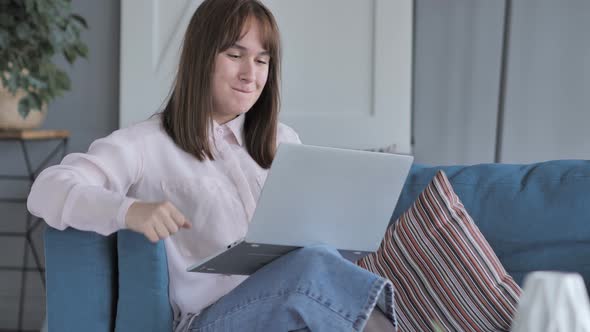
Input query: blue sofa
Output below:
<box><xmin>44</xmin><ymin>160</ymin><xmax>590</xmax><ymax>331</ymax></box>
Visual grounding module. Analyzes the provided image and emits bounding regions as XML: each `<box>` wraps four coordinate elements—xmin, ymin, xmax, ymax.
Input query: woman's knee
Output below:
<box><xmin>281</xmin><ymin>245</ymin><xmax>344</xmax><ymax>274</ymax></box>
<box><xmin>290</xmin><ymin>244</ymin><xmax>340</xmax><ymax>261</ymax></box>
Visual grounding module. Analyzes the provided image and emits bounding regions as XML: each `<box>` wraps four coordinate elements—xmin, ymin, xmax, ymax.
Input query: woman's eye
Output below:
<box><xmin>257</xmin><ymin>60</ymin><xmax>268</xmax><ymax>65</ymax></box>
<box><xmin>227</xmin><ymin>54</ymin><xmax>240</xmax><ymax>59</ymax></box>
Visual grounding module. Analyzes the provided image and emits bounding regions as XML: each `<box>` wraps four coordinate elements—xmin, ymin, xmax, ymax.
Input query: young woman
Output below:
<box><xmin>28</xmin><ymin>0</ymin><xmax>396</xmax><ymax>331</ymax></box>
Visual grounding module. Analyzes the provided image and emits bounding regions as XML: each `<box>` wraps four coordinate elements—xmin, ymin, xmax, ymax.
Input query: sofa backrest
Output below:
<box><xmin>44</xmin><ymin>159</ymin><xmax>590</xmax><ymax>332</ymax></box>
<box><xmin>394</xmin><ymin>160</ymin><xmax>590</xmax><ymax>290</ymax></box>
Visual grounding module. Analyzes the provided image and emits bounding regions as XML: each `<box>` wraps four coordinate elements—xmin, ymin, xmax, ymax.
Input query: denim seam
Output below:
<box><xmin>189</xmin><ymin>288</ymin><xmax>356</xmax><ymax>331</ymax></box>
<box><xmin>382</xmin><ymin>281</ymin><xmax>398</xmax><ymax>329</ymax></box>
<box><xmin>292</xmin><ymin>287</ymin><xmax>356</xmax><ymax>324</ymax></box>
<box><xmin>352</xmin><ymin>278</ymin><xmax>387</xmax><ymax>331</ymax></box>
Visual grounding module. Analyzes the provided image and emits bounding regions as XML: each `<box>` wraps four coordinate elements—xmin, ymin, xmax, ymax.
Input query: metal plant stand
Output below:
<box><xmin>0</xmin><ymin>130</ymin><xmax>69</xmax><ymax>331</ymax></box>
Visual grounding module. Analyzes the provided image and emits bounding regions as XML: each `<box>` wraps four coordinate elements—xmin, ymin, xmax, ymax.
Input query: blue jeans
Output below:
<box><xmin>186</xmin><ymin>245</ymin><xmax>396</xmax><ymax>332</ymax></box>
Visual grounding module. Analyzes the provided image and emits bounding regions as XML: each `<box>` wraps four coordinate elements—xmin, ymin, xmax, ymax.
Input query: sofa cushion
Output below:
<box><xmin>392</xmin><ymin>160</ymin><xmax>590</xmax><ymax>292</ymax></box>
<box><xmin>44</xmin><ymin>227</ymin><xmax>117</xmax><ymax>332</ymax></box>
<box><xmin>359</xmin><ymin>170</ymin><xmax>522</xmax><ymax>331</ymax></box>
<box><xmin>115</xmin><ymin>230</ymin><xmax>172</xmax><ymax>332</ymax></box>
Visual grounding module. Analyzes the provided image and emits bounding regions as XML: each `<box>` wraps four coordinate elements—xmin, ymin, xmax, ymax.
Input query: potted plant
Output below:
<box><xmin>0</xmin><ymin>0</ymin><xmax>88</xmax><ymax>130</ymax></box>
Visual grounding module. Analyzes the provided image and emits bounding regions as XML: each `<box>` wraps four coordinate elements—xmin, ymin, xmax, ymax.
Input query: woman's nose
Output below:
<box><xmin>239</xmin><ymin>60</ymin><xmax>256</xmax><ymax>83</ymax></box>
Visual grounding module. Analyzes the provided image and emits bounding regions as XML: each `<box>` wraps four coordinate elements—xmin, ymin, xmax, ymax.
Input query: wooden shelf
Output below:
<box><xmin>0</xmin><ymin>129</ymin><xmax>70</xmax><ymax>140</ymax></box>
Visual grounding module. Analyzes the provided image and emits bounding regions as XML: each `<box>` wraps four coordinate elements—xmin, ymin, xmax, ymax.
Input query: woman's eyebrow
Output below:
<box><xmin>231</xmin><ymin>43</ymin><xmax>270</xmax><ymax>56</ymax></box>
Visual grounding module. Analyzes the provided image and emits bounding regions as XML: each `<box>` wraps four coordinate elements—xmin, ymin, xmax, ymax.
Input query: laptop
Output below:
<box><xmin>187</xmin><ymin>143</ymin><xmax>413</xmax><ymax>275</ymax></box>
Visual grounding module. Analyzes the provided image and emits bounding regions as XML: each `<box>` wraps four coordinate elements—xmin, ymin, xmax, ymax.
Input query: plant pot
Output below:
<box><xmin>0</xmin><ymin>82</ymin><xmax>47</xmax><ymax>130</ymax></box>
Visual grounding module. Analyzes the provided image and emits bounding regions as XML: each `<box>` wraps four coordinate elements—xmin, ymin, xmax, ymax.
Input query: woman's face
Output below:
<box><xmin>211</xmin><ymin>19</ymin><xmax>270</xmax><ymax>124</ymax></box>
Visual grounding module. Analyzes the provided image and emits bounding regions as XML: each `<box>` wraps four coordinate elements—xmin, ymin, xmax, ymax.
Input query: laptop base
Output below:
<box><xmin>188</xmin><ymin>242</ymin><xmax>372</xmax><ymax>275</ymax></box>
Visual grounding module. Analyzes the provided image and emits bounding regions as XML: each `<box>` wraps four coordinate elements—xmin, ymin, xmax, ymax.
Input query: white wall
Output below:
<box><xmin>413</xmin><ymin>0</ymin><xmax>590</xmax><ymax>165</ymax></box>
<box><xmin>501</xmin><ymin>0</ymin><xmax>590</xmax><ymax>163</ymax></box>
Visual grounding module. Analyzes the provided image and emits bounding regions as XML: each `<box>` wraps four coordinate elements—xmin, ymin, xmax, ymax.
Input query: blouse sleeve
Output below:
<box><xmin>27</xmin><ymin>129</ymin><xmax>143</xmax><ymax>236</ymax></box>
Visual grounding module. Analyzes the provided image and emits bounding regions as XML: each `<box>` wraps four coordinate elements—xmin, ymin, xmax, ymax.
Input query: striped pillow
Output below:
<box><xmin>358</xmin><ymin>170</ymin><xmax>521</xmax><ymax>331</ymax></box>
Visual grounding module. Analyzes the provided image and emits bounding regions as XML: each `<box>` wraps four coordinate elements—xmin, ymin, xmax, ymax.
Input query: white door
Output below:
<box><xmin>120</xmin><ymin>0</ymin><xmax>413</xmax><ymax>152</ymax></box>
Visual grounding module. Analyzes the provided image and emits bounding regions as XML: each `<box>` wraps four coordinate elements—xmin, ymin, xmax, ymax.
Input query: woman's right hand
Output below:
<box><xmin>125</xmin><ymin>201</ymin><xmax>192</xmax><ymax>243</ymax></box>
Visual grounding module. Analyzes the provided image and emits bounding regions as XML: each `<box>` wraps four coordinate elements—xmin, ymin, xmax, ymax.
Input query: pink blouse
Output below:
<box><xmin>27</xmin><ymin>113</ymin><xmax>301</xmax><ymax>328</ymax></box>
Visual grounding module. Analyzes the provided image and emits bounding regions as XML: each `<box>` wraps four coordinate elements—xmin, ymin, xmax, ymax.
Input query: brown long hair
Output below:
<box><xmin>161</xmin><ymin>0</ymin><xmax>281</xmax><ymax>169</ymax></box>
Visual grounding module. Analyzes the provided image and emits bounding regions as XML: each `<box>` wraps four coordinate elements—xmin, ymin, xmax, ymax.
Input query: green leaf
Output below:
<box><xmin>75</xmin><ymin>42</ymin><xmax>88</xmax><ymax>57</ymax></box>
<box><xmin>24</xmin><ymin>0</ymin><xmax>36</xmax><ymax>13</ymax></box>
<box><xmin>27</xmin><ymin>75</ymin><xmax>48</xmax><ymax>90</ymax></box>
<box><xmin>15</xmin><ymin>23</ymin><xmax>32</xmax><ymax>40</ymax></box>
<box><xmin>1</xmin><ymin>78</ymin><xmax>18</xmax><ymax>96</ymax></box>
<box><xmin>36</xmin><ymin>0</ymin><xmax>48</xmax><ymax>14</ymax></box>
<box><xmin>30</xmin><ymin>92</ymin><xmax>43</xmax><ymax>110</ymax></box>
<box><xmin>71</xmin><ymin>14</ymin><xmax>88</xmax><ymax>29</ymax></box>
<box><xmin>0</xmin><ymin>14</ymin><xmax>15</xmax><ymax>27</ymax></box>
<box><xmin>0</xmin><ymin>31</ymin><xmax>8</xmax><ymax>49</ymax></box>
<box><xmin>18</xmin><ymin>96</ymin><xmax>31</xmax><ymax>119</ymax></box>
<box><xmin>55</xmin><ymin>70</ymin><xmax>70</xmax><ymax>91</ymax></box>
<box><xmin>5</xmin><ymin>70</ymin><xmax>18</xmax><ymax>93</ymax></box>
<box><xmin>63</xmin><ymin>47</ymin><xmax>75</xmax><ymax>64</ymax></box>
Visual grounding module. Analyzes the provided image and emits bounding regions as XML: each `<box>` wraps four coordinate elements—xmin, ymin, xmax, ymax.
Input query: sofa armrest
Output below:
<box><xmin>115</xmin><ymin>230</ymin><xmax>172</xmax><ymax>331</ymax></box>
<box><xmin>44</xmin><ymin>227</ymin><xmax>117</xmax><ymax>332</ymax></box>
